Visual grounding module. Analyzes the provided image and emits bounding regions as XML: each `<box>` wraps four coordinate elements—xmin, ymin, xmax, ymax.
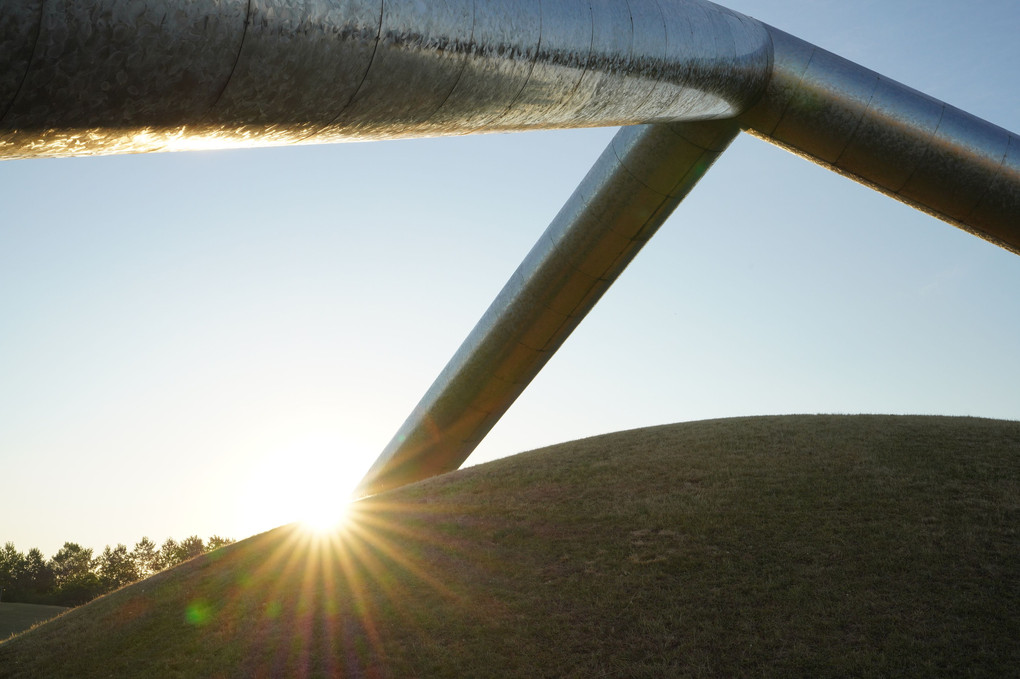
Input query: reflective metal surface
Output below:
<box><xmin>206</xmin><ymin>0</ymin><xmax>383</xmax><ymax>144</ymax></box>
<box><xmin>0</xmin><ymin>0</ymin><xmax>44</xmax><ymax>121</ymax></box>
<box><xmin>0</xmin><ymin>0</ymin><xmax>770</xmax><ymax>158</ymax></box>
<box><xmin>1</xmin><ymin>0</ymin><xmax>249</xmax><ymax>156</ymax></box>
<box><xmin>355</xmin><ymin>119</ymin><xmax>739</xmax><ymax>497</ymax></box>
<box><xmin>739</xmin><ymin>27</ymin><xmax>1020</xmax><ymax>254</ymax></box>
<box><xmin>3</xmin><ymin>2</ymin><xmax>1018</xmax><ymax>496</ymax></box>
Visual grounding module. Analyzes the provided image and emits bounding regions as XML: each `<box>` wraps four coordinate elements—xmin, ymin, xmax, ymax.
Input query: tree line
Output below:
<box><xmin>0</xmin><ymin>535</ymin><xmax>234</xmax><ymax>607</ymax></box>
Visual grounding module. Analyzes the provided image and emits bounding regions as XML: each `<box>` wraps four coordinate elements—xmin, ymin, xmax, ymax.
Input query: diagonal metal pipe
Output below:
<box><xmin>355</xmin><ymin>119</ymin><xmax>739</xmax><ymax>496</ymax></box>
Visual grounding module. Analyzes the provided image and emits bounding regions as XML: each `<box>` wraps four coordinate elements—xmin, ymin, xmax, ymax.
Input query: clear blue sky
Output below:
<box><xmin>2</xmin><ymin>0</ymin><xmax>1018</xmax><ymax>558</ymax></box>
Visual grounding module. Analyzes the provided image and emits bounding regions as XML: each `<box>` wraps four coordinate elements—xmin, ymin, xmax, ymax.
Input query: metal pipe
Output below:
<box><xmin>739</xmin><ymin>26</ymin><xmax>1020</xmax><ymax>254</ymax></box>
<box><xmin>0</xmin><ymin>0</ymin><xmax>770</xmax><ymax>158</ymax></box>
<box><xmin>354</xmin><ymin>119</ymin><xmax>738</xmax><ymax>496</ymax></box>
<box><xmin>3</xmin><ymin>1</ymin><xmax>1018</xmax><ymax>496</ymax></box>
<box><xmin>355</xmin><ymin>18</ymin><xmax>1020</xmax><ymax>495</ymax></box>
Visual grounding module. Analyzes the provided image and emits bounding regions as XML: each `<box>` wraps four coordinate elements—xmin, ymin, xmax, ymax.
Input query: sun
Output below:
<box><xmin>297</xmin><ymin>494</ymin><xmax>352</xmax><ymax>535</ymax></box>
<box><xmin>237</xmin><ymin>433</ymin><xmax>370</xmax><ymax>538</ymax></box>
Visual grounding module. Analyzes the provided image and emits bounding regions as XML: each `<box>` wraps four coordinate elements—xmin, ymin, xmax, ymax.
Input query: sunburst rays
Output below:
<box><xmin>179</xmin><ymin>494</ymin><xmax>485</xmax><ymax>676</ymax></box>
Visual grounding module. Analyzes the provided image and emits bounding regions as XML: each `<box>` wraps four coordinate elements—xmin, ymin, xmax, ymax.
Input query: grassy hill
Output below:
<box><xmin>1</xmin><ymin>415</ymin><xmax>1017</xmax><ymax>678</ymax></box>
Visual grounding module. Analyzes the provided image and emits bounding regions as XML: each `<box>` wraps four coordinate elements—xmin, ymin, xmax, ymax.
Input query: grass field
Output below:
<box><xmin>0</xmin><ymin>415</ymin><xmax>1016</xmax><ymax>677</ymax></box>
<box><xmin>0</xmin><ymin>604</ymin><xmax>69</xmax><ymax>641</ymax></box>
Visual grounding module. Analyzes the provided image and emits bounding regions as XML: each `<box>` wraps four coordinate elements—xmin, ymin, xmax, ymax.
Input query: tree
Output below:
<box><xmin>157</xmin><ymin>536</ymin><xmax>206</xmax><ymax>570</ymax></box>
<box><xmin>49</xmin><ymin>542</ymin><xmax>94</xmax><ymax>587</ymax></box>
<box><xmin>97</xmin><ymin>544</ymin><xmax>138</xmax><ymax>591</ymax></box>
<box><xmin>179</xmin><ymin>536</ymin><xmax>205</xmax><ymax>561</ymax></box>
<box><xmin>130</xmin><ymin>537</ymin><xmax>160</xmax><ymax>579</ymax></box>
<box><xmin>0</xmin><ymin>542</ymin><xmax>26</xmax><ymax>601</ymax></box>
<box><xmin>0</xmin><ymin>531</ymin><xmax>235</xmax><ymax>605</ymax></box>
<box><xmin>0</xmin><ymin>544</ymin><xmax>57</xmax><ymax>603</ymax></box>
<box><xmin>49</xmin><ymin>542</ymin><xmax>101</xmax><ymax>606</ymax></box>
<box><xmin>22</xmin><ymin>548</ymin><xmax>54</xmax><ymax>601</ymax></box>
<box><xmin>206</xmin><ymin>535</ymin><xmax>234</xmax><ymax>551</ymax></box>
<box><xmin>156</xmin><ymin>538</ymin><xmax>181</xmax><ymax>571</ymax></box>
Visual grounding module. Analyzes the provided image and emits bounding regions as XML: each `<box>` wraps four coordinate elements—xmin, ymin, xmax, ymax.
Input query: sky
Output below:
<box><xmin>2</xmin><ymin>0</ymin><xmax>1019</xmax><ymax>559</ymax></box>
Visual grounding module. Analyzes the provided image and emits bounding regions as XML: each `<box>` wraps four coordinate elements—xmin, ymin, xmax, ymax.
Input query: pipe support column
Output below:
<box><xmin>356</xmin><ymin>119</ymin><xmax>738</xmax><ymax>496</ymax></box>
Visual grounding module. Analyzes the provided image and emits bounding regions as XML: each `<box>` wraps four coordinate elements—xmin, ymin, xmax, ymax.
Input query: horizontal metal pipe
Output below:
<box><xmin>355</xmin><ymin>119</ymin><xmax>738</xmax><ymax>497</ymax></box>
<box><xmin>5</xmin><ymin>3</ymin><xmax>1015</xmax><ymax>253</ymax></box>
<box><xmin>0</xmin><ymin>0</ymin><xmax>770</xmax><ymax>159</ymax></box>
<box><xmin>739</xmin><ymin>26</ymin><xmax>1020</xmax><ymax>254</ymax></box>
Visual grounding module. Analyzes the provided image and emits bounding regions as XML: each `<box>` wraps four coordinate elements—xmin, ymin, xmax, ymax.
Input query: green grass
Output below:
<box><xmin>0</xmin><ymin>604</ymin><xmax>69</xmax><ymax>641</ymax></box>
<box><xmin>1</xmin><ymin>415</ymin><xmax>1017</xmax><ymax>677</ymax></box>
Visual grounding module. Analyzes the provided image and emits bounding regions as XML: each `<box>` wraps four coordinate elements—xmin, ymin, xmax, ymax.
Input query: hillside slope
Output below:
<box><xmin>1</xmin><ymin>415</ymin><xmax>1017</xmax><ymax>678</ymax></box>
